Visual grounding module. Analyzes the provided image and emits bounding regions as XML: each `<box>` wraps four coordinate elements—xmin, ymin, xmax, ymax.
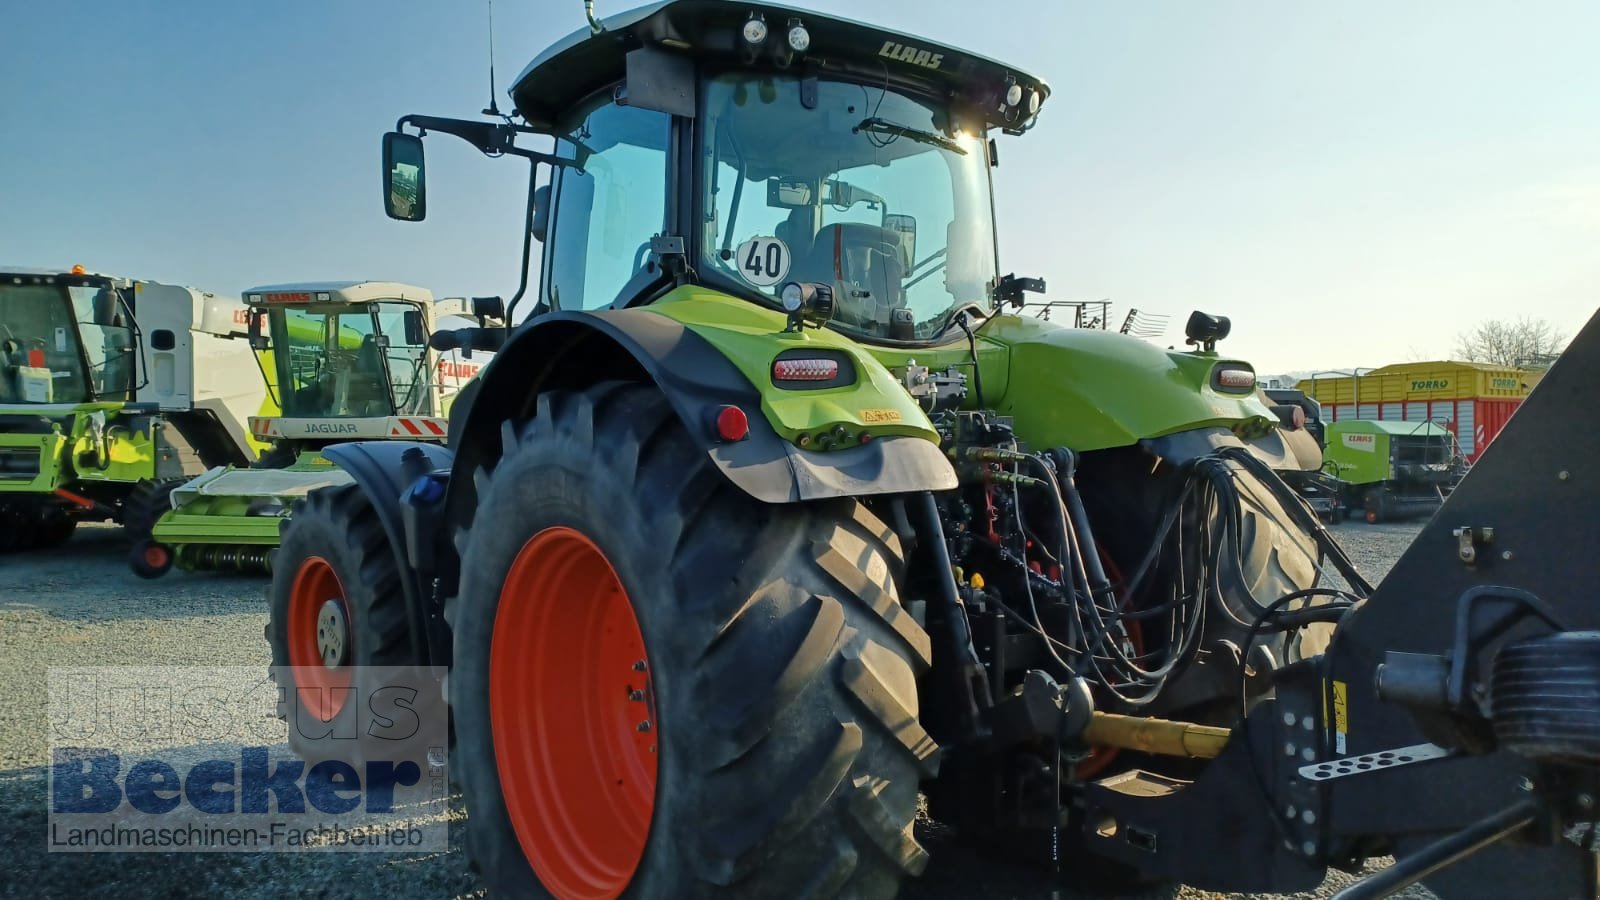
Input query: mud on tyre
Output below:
<box><xmin>448</xmin><ymin>382</ymin><xmax>938</xmax><ymax>899</ymax></box>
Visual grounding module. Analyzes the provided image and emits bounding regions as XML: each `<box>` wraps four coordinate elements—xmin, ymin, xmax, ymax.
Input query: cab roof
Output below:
<box><xmin>510</xmin><ymin>1</ymin><xmax>1049</xmax><ymax>132</ymax></box>
<box><xmin>243</xmin><ymin>281</ymin><xmax>435</xmax><ymax>305</ymax></box>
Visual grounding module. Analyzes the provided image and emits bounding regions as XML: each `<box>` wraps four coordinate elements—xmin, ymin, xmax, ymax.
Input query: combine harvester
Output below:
<box><xmin>129</xmin><ymin>281</ymin><xmax>490</xmax><ymax>576</ymax></box>
<box><xmin>263</xmin><ymin>3</ymin><xmax>1600</xmax><ymax>897</ymax></box>
<box><xmin>0</xmin><ymin>265</ymin><xmax>267</xmax><ymax>551</ymax></box>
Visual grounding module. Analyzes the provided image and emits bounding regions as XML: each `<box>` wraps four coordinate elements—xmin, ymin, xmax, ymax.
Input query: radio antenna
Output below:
<box><xmin>482</xmin><ymin>0</ymin><xmax>503</xmax><ymax>118</ymax></box>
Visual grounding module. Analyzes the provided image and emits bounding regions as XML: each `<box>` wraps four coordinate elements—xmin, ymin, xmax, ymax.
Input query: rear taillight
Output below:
<box><xmin>1215</xmin><ymin>367</ymin><xmax>1255</xmax><ymax>389</ymax></box>
<box><xmin>772</xmin><ymin>358</ymin><xmax>839</xmax><ymax>383</ymax></box>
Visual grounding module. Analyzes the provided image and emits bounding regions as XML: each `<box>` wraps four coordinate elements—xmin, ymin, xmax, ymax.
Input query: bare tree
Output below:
<box><xmin>1452</xmin><ymin>316</ymin><xmax>1568</xmax><ymax>368</ymax></box>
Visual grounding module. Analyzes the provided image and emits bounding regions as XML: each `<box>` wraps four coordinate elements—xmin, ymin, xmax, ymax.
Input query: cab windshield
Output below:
<box><xmin>0</xmin><ymin>278</ymin><xmax>135</xmax><ymax>404</ymax></box>
<box><xmin>702</xmin><ymin>73</ymin><xmax>998</xmax><ymax>342</ymax></box>
<box><xmin>266</xmin><ymin>301</ymin><xmax>430</xmax><ymax>417</ymax></box>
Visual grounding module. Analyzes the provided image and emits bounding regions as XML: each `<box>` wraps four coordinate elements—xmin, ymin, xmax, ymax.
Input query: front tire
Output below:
<box><xmin>267</xmin><ymin>484</ymin><xmax>414</xmax><ymax>762</ymax></box>
<box><xmin>449</xmin><ymin>383</ymin><xmax>937</xmax><ymax>899</ymax></box>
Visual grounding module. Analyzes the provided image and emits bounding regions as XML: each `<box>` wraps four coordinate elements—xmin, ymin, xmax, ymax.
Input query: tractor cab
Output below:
<box><xmin>382</xmin><ymin>1</ymin><xmax>1046</xmax><ymax>337</ymax></box>
<box><xmin>243</xmin><ymin>282</ymin><xmax>453</xmax><ymax>443</ymax></box>
<box><xmin>0</xmin><ymin>267</ymin><xmax>137</xmax><ymax>405</ymax></box>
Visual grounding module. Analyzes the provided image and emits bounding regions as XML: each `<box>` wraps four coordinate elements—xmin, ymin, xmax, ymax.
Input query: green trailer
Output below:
<box><xmin>1323</xmin><ymin>418</ymin><xmax>1464</xmax><ymax>522</ymax></box>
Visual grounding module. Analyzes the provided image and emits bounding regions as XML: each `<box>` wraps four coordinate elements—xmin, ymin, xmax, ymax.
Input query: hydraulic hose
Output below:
<box><xmin>912</xmin><ymin>491</ymin><xmax>991</xmax><ymax>736</ymax></box>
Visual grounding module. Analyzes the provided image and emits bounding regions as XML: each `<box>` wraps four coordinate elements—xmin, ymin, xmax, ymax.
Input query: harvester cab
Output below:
<box><xmin>0</xmin><ymin>265</ymin><xmax>268</xmax><ymax>551</ymax></box>
<box><xmin>129</xmin><ymin>281</ymin><xmax>490</xmax><ymax>577</ymax></box>
<box><xmin>264</xmin><ymin>3</ymin><xmax>1599</xmax><ymax>898</ymax></box>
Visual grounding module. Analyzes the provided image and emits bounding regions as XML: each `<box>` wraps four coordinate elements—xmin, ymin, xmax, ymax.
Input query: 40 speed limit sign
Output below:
<box><xmin>735</xmin><ymin>236</ymin><xmax>791</xmax><ymax>287</ymax></box>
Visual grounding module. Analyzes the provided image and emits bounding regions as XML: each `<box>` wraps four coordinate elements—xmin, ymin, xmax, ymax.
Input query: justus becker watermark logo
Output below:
<box><xmin>48</xmin><ymin>667</ymin><xmax>448</xmax><ymax>852</ymax></box>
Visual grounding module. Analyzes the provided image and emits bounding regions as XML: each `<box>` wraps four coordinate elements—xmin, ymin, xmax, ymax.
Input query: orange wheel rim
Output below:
<box><xmin>493</xmin><ymin>526</ymin><xmax>656</xmax><ymax>899</ymax></box>
<box><xmin>287</xmin><ymin>556</ymin><xmax>352</xmax><ymax>721</ymax></box>
<box><xmin>144</xmin><ymin>544</ymin><xmax>170</xmax><ymax>568</ymax></box>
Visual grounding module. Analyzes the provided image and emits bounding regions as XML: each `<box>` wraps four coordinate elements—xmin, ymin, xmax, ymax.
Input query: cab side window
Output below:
<box><xmin>546</xmin><ymin>99</ymin><xmax>670</xmax><ymax>310</ymax></box>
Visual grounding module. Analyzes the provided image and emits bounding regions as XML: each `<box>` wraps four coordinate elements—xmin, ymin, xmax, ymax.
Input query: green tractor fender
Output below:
<box><xmin>447</xmin><ymin>306</ymin><xmax>957</xmax><ymax>513</ymax></box>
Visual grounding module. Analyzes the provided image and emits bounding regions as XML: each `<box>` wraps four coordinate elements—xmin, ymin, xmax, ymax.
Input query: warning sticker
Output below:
<box><xmin>861</xmin><ymin>408</ymin><xmax>903</xmax><ymax>424</ymax></box>
<box><xmin>1332</xmin><ymin>679</ymin><xmax>1349</xmax><ymax>754</ymax></box>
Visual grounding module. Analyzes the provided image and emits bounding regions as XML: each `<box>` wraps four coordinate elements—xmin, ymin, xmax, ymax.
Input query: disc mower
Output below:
<box><xmin>129</xmin><ymin>281</ymin><xmax>491</xmax><ymax>577</ymax></box>
<box><xmin>267</xmin><ymin>4</ymin><xmax>1600</xmax><ymax>897</ymax></box>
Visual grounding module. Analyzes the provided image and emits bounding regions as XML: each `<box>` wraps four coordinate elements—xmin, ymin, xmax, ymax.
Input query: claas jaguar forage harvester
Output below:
<box><xmin>266</xmin><ymin>4</ymin><xmax>1600</xmax><ymax>897</ymax></box>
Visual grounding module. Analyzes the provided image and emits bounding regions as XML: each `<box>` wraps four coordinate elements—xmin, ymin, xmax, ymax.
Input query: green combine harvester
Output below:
<box><xmin>0</xmin><ymin>265</ymin><xmax>269</xmax><ymax>551</ymax></box>
<box><xmin>1321</xmin><ymin>418</ymin><xmax>1465</xmax><ymax>522</ymax></box>
<box><xmin>130</xmin><ymin>280</ymin><xmax>489</xmax><ymax>576</ymax></box>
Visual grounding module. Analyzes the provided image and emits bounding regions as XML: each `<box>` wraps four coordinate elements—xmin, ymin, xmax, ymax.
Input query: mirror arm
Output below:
<box><xmin>504</xmin><ymin>156</ymin><xmax>540</xmax><ymax>324</ymax></box>
<box><xmin>396</xmin><ymin>114</ymin><xmax>565</xmax><ymax>167</ymax></box>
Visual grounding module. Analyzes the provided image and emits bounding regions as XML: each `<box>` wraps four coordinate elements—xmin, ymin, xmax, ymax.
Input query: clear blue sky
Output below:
<box><xmin>4</xmin><ymin>0</ymin><xmax>1597</xmax><ymax>372</ymax></box>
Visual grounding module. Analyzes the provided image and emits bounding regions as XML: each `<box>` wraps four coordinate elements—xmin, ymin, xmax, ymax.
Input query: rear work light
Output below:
<box><xmin>772</xmin><ymin>358</ymin><xmax>839</xmax><ymax>382</ymax></box>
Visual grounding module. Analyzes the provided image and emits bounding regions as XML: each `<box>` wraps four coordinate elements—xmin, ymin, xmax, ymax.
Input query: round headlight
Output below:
<box><xmin>1027</xmin><ymin>89</ymin><xmax>1042</xmax><ymax>115</ymax></box>
<box><xmin>742</xmin><ymin>18</ymin><xmax>768</xmax><ymax>44</ymax></box>
<box><xmin>780</xmin><ymin>282</ymin><xmax>804</xmax><ymax>312</ymax></box>
<box><xmin>1005</xmin><ymin>83</ymin><xmax>1023</xmax><ymax>107</ymax></box>
<box><xmin>787</xmin><ymin>24</ymin><xmax>810</xmax><ymax>52</ymax></box>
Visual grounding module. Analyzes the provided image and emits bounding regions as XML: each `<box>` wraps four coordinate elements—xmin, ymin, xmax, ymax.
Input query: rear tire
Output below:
<box><xmin>449</xmin><ymin>383</ymin><xmax>936</xmax><ymax>899</ymax></box>
<box><xmin>267</xmin><ymin>484</ymin><xmax>417</xmax><ymax>763</ymax></box>
<box><xmin>35</xmin><ymin>507</ymin><xmax>78</xmax><ymax>549</ymax></box>
<box><xmin>123</xmin><ymin>478</ymin><xmax>184</xmax><ymax>543</ymax></box>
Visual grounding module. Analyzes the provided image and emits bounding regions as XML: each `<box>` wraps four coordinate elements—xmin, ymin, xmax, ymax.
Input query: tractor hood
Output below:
<box><xmin>510</xmin><ymin>1</ymin><xmax>1048</xmax><ymax>133</ymax></box>
<box><xmin>979</xmin><ymin>316</ymin><xmax>1276</xmax><ymax>452</ymax></box>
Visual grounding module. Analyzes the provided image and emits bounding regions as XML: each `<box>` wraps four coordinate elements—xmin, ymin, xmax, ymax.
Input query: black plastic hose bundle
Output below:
<box><xmin>1001</xmin><ymin>449</ymin><xmax>1214</xmax><ymax>707</ymax></box>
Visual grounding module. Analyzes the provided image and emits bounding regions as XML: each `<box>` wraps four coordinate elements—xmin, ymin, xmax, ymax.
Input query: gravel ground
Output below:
<box><xmin>0</xmin><ymin>520</ymin><xmax>1426</xmax><ymax>899</ymax></box>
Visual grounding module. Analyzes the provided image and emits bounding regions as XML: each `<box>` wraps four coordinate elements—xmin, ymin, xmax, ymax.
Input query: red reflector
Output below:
<box><xmin>715</xmin><ymin>405</ymin><xmax>748</xmax><ymax>442</ymax></box>
<box><xmin>772</xmin><ymin>358</ymin><xmax>839</xmax><ymax>382</ymax></box>
<box><xmin>1216</xmin><ymin>368</ymin><xmax>1255</xmax><ymax>389</ymax></box>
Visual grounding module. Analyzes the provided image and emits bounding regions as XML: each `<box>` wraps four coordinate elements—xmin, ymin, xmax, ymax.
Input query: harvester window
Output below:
<box><xmin>374</xmin><ymin>302</ymin><xmax>431</xmax><ymax>415</ymax></box>
<box><xmin>0</xmin><ymin>280</ymin><xmax>131</xmax><ymax>403</ymax></box>
<box><xmin>546</xmin><ymin>98</ymin><xmax>670</xmax><ymax>311</ymax></box>
<box><xmin>271</xmin><ymin>302</ymin><xmax>431</xmax><ymax>418</ymax></box>
<box><xmin>67</xmin><ymin>284</ymin><xmax>136</xmax><ymax>401</ymax></box>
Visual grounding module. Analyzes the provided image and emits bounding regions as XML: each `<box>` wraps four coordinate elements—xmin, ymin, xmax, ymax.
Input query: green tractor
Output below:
<box><xmin>1321</xmin><ymin>419</ymin><xmax>1465</xmax><ymax>523</ymax></box>
<box><xmin>266</xmin><ymin>4</ymin><xmax>1600</xmax><ymax>898</ymax></box>
<box><xmin>130</xmin><ymin>280</ymin><xmax>490</xmax><ymax>577</ymax></box>
<box><xmin>0</xmin><ymin>265</ymin><xmax>269</xmax><ymax>552</ymax></box>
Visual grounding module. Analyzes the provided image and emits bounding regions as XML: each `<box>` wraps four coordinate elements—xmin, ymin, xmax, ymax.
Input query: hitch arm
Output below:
<box><xmin>1332</xmin><ymin>800</ymin><xmax>1540</xmax><ymax>900</ymax></box>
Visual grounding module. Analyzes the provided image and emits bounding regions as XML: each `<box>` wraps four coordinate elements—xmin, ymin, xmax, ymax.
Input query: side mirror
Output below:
<box><xmin>530</xmin><ymin>184</ymin><xmax>551</xmax><ymax>242</ymax></box>
<box><xmin>471</xmin><ymin>296</ymin><xmax>506</xmax><ymax>323</ymax></box>
<box><xmin>382</xmin><ymin>132</ymin><xmax>427</xmax><ymax>222</ymax></box>
<box><xmin>247</xmin><ymin>310</ymin><xmax>269</xmax><ymax>351</ymax></box>
<box><xmin>403</xmin><ymin>309</ymin><xmax>428</xmax><ymax>346</ymax></box>
<box><xmin>884</xmin><ymin>213</ymin><xmax>917</xmax><ymax>268</ymax></box>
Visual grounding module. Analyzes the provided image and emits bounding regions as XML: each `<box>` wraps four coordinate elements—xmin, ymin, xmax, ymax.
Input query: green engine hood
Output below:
<box><xmin>978</xmin><ymin>315</ymin><xmax>1275</xmax><ymax>452</ymax></box>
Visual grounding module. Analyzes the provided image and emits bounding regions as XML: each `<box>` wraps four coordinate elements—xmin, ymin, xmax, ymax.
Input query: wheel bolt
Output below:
<box><xmin>637</xmin><ymin>720</ymin><xmax>652</xmax><ymax>732</ymax></box>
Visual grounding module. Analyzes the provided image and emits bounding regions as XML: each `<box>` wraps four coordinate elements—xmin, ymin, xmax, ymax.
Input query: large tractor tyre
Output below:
<box><xmin>448</xmin><ymin>382</ymin><xmax>936</xmax><ymax>900</ymax></box>
<box><xmin>35</xmin><ymin>508</ymin><xmax>78</xmax><ymax>549</ymax></box>
<box><xmin>267</xmin><ymin>484</ymin><xmax>417</xmax><ymax>764</ymax></box>
<box><xmin>0</xmin><ymin>504</ymin><xmax>31</xmax><ymax>553</ymax></box>
<box><xmin>122</xmin><ymin>478</ymin><xmax>184</xmax><ymax>543</ymax></box>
